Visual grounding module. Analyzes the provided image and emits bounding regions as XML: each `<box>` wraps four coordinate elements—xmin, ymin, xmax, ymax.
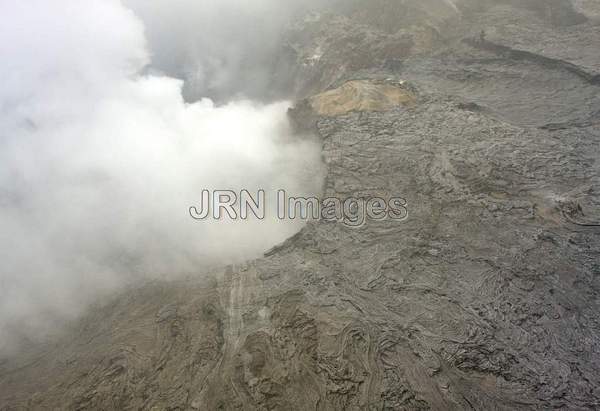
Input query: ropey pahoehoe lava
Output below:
<box><xmin>1</xmin><ymin>0</ymin><xmax>600</xmax><ymax>409</ymax></box>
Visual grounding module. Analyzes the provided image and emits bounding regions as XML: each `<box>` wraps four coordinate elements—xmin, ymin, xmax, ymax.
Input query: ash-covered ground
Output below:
<box><xmin>2</xmin><ymin>0</ymin><xmax>600</xmax><ymax>409</ymax></box>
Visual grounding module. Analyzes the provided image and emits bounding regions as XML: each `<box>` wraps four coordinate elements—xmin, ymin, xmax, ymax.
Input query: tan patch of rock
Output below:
<box><xmin>309</xmin><ymin>80</ymin><xmax>416</xmax><ymax>116</ymax></box>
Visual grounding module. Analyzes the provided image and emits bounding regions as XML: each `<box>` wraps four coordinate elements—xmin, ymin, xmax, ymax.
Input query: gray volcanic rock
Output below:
<box><xmin>573</xmin><ymin>0</ymin><xmax>600</xmax><ymax>19</ymax></box>
<box><xmin>2</xmin><ymin>1</ymin><xmax>600</xmax><ymax>409</ymax></box>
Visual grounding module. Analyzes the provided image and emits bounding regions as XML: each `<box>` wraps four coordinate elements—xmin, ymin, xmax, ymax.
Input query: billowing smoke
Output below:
<box><xmin>0</xmin><ymin>0</ymin><xmax>324</xmax><ymax>353</ymax></box>
<box><xmin>123</xmin><ymin>0</ymin><xmax>327</xmax><ymax>101</ymax></box>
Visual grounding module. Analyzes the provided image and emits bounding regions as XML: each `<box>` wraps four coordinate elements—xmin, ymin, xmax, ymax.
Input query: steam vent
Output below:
<box><xmin>2</xmin><ymin>0</ymin><xmax>600</xmax><ymax>410</ymax></box>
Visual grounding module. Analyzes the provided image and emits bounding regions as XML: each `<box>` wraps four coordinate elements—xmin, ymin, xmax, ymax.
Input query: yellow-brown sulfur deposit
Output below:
<box><xmin>308</xmin><ymin>80</ymin><xmax>416</xmax><ymax>116</ymax></box>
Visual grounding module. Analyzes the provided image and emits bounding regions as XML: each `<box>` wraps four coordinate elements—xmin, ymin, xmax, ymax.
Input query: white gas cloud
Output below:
<box><xmin>0</xmin><ymin>0</ymin><xmax>324</xmax><ymax>352</ymax></box>
<box><xmin>123</xmin><ymin>0</ymin><xmax>327</xmax><ymax>101</ymax></box>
